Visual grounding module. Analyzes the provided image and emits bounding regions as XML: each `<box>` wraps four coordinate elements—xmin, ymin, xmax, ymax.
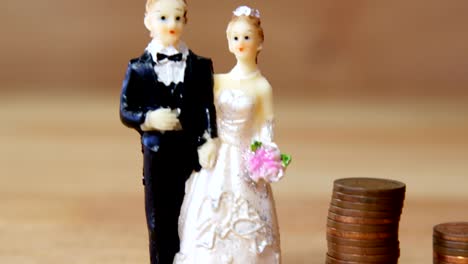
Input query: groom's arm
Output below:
<box><xmin>195</xmin><ymin>58</ymin><xmax>218</xmax><ymax>146</ymax></box>
<box><xmin>120</xmin><ymin>61</ymin><xmax>146</xmax><ymax>133</ymax></box>
<box><xmin>203</xmin><ymin>59</ymin><xmax>218</xmax><ymax>140</ymax></box>
<box><xmin>197</xmin><ymin>58</ymin><xmax>219</xmax><ymax>169</ymax></box>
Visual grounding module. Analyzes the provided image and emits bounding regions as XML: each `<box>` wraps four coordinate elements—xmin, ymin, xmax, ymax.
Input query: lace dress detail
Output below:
<box><xmin>174</xmin><ymin>88</ymin><xmax>281</xmax><ymax>264</ymax></box>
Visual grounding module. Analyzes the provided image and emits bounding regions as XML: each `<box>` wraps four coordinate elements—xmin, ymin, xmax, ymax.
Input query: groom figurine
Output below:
<box><xmin>119</xmin><ymin>0</ymin><xmax>218</xmax><ymax>263</ymax></box>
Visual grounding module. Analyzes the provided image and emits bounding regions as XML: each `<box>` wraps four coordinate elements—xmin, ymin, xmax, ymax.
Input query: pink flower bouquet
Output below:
<box><xmin>247</xmin><ymin>141</ymin><xmax>291</xmax><ymax>183</ymax></box>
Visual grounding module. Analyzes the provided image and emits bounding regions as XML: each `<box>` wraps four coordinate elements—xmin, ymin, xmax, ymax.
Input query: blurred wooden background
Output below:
<box><xmin>1</xmin><ymin>0</ymin><xmax>468</xmax><ymax>263</ymax></box>
<box><xmin>1</xmin><ymin>0</ymin><xmax>468</xmax><ymax>97</ymax></box>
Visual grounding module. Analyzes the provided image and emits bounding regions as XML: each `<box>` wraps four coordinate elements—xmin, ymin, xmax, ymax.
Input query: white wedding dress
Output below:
<box><xmin>174</xmin><ymin>87</ymin><xmax>281</xmax><ymax>264</ymax></box>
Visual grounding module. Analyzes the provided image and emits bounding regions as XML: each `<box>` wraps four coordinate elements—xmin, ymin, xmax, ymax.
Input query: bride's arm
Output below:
<box><xmin>254</xmin><ymin>78</ymin><xmax>275</xmax><ymax>143</ymax></box>
<box><xmin>213</xmin><ymin>73</ymin><xmax>222</xmax><ymax>98</ymax></box>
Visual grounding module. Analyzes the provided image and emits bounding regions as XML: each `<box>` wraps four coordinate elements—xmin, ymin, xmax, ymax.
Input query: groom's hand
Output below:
<box><xmin>141</xmin><ymin>108</ymin><xmax>182</xmax><ymax>131</ymax></box>
<box><xmin>198</xmin><ymin>137</ymin><xmax>219</xmax><ymax>169</ymax></box>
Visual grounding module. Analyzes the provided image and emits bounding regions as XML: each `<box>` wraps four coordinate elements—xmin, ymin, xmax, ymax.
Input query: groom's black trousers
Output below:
<box><xmin>143</xmin><ymin>131</ymin><xmax>197</xmax><ymax>264</ymax></box>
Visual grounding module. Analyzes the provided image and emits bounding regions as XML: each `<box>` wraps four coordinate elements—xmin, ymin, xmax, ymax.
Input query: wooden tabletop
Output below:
<box><xmin>1</xmin><ymin>94</ymin><xmax>467</xmax><ymax>263</ymax></box>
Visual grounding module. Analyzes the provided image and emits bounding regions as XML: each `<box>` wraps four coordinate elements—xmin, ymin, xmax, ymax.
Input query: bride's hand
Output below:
<box><xmin>198</xmin><ymin>138</ymin><xmax>219</xmax><ymax>169</ymax></box>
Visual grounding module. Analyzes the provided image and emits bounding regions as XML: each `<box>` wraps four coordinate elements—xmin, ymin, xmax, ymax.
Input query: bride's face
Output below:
<box><xmin>228</xmin><ymin>20</ymin><xmax>262</xmax><ymax>61</ymax></box>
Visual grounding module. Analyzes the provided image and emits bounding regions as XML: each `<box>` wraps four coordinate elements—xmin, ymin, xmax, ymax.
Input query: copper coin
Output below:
<box><xmin>434</xmin><ymin>252</ymin><xmax>468</xmax><ymax>264</ymax></box>
<box><xmin>434</xmin><ymin>223</ymin><xmax>468</xmax><ymax>243</ymax></box>
<box><xmin>332</xmin><ymin>191</ymin><xmax>405</xmax><ymax>204</ymax></box>
<box><xmin>327</xmin><ymin>234</ymin><xmax>399</xmax><ymax>248</ymax></box>
<box><xmin>326</xmin><ymin>254</ymin><xmax>398</xmax><ymax>264</ymax></box>
<box><xmin>325</xmin><ymin>254</ymin><xmax>361</xmax><ymax>264</ymax></box>
<box><xmin>434</xmin><ymin>245</ymin><xmax>468</xmax><ymax>257</ymax></box>
<box><xmin>328</xmin><ymin>250</ymin><xmax>399</xmax><ymax>262</ymax></box>
<box><xmin>327</xmin><ymin>218</ymin><xmax>399</xmax><ymax>233</ymax></box>
<box><xmin>329</xmin><ymin>205</ymin><xmax>401</xmax><ymax>218</ymax></box>
<box><xmin>328</xmin><ymin>242</ymin><xmax>400</xmax><ymax>255</ymax></box>
<box><xmin>432</xmin><ymin>261</ymin><xmax>454</xmax><ymax>264</ymax></box>
<box><xmin>333</xmin><ymin>178</ymin><xmax>406</xmax><ymax>197</ymax></box>
<box><xmin>434</xmin><ymin>237</ymin><xmax>468</xmax><ymax>250</ymax></box>
<box><xmin>331</xmin><ymin>198</ymin><xmax>404</xmax><ymax>212</ymax></box>
<box><xmin>327</xmin><ymin>227</ymin><xmax>398</xmax><ymax>240</ymax></box>
<box><xmin>328</xmin><ymin>211</ymin><xmax>400</xmax><ymax>225</ymax></box>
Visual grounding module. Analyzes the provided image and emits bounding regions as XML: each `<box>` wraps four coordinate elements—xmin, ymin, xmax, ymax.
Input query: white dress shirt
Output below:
<box><xmin>146</xmin><ymin>39</ymin><xmax>189</xmax><ymax>86</ymax></box>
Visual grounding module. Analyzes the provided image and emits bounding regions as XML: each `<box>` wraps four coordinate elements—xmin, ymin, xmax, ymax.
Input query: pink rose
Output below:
<box><xmin>247</xmin><ymin>142</ymin><xmax>285</xmax><ymax>183</ymax></box>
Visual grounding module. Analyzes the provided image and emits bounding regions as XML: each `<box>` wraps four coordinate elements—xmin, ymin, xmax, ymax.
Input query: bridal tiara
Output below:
<box><xmin>233</xmin><ymin>6</ymin><xmax>260</xmax><ymax>18</ymax></box>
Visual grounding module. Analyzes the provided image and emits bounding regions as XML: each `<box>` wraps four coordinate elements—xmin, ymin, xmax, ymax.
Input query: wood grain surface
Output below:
<box><xmin>1</xmin><ymin>94</ymin><xmax>468</xmax><ymax>263</ymax></box>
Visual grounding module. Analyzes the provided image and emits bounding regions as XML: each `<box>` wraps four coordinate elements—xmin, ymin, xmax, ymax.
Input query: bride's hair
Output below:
<box><xmin>226</xmin><ymin>7</ymin><xmax>265</xmax><ymax>45</ymax></box>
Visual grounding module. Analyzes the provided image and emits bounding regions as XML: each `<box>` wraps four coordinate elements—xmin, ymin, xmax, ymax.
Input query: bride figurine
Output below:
<box><xmin>174</xmin><ymin>6</ymin><xmax>288</xmax><ymax>264</ymax></box>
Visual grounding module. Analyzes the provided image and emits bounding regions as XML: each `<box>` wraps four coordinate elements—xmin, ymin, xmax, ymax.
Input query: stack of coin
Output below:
<box><xmin>326</xmin><ymin>178</ymin><xmax>406</xmax><ymax>263</ymax></box>
<box><xmin>433</xmin><ymin>222</ymin><xmax>468</xmax><ymax>264</ymax></box>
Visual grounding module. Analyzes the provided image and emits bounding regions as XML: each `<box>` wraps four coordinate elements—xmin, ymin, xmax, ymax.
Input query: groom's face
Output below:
<box><xmin>145</xmin><ymin>0</ymin><xmax>186</xmax><ymax>47</ymax></box>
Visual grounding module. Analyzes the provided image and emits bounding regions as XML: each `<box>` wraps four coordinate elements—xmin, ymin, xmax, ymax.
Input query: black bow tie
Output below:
<box><xmin>156</xmin><ymin>53</ymin><xmax>183</xmax><ymax>62</ymax></box>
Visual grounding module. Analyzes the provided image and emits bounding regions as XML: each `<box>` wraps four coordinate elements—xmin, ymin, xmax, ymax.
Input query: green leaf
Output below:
<box><xmin>281</xmin><ymin>154</ymin><xmax>292</xmax><ymax>167</ymax></box>
<box><xmin>250</xmin><ymin>141</ymin><xmax>263</xmax><ymax>152</ymax></box>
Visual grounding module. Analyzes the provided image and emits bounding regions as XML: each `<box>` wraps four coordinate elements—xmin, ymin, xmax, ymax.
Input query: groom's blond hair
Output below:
<box><xmin>145</xmin><ymin>0</ymin><xmax>188</xmax><ymax>23</ymax></box>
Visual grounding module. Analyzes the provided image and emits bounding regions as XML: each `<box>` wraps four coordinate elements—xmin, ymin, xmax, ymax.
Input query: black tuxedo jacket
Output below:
<box><xmin>120</xmin><ymin>50</ymin><xmax>217</xmax><ymax>157</ymax></box>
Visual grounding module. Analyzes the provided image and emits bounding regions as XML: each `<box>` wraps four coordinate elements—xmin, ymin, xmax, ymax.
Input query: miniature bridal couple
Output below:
<box><xmin>120</xmin><ymin>1</ymin><xmax>290</xmax><ymax>263</ymax></box>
